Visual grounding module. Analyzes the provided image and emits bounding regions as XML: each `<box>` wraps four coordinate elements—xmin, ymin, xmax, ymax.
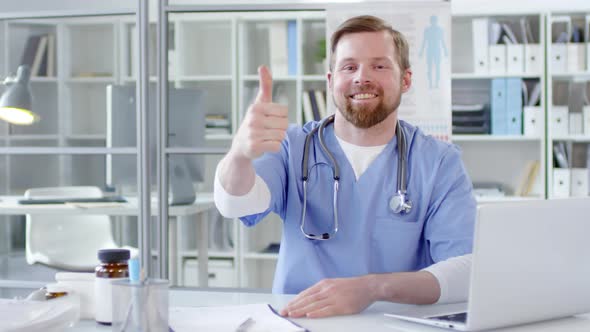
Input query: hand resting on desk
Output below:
<box><xmin>280</xmin><ymin>271</ymin><xmax>440</xmax><ymax>318</ymax></box>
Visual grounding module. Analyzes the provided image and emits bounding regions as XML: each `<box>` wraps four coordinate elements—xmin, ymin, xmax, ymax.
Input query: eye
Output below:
<box><xmin>342</xmin><ymin>64</ymin><xmax>356</xmax><ymax>71</ymax></box>
<box><xmin>375</xmin><ymin>64</ymin><xmax>388</xmax><ymax>70</ymax></box>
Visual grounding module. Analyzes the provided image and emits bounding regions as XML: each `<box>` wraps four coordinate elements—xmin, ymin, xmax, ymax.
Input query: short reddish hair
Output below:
<box><xmin>330</xmin><ymin>15</ymin><xmax>410</xmax><ymax>71</ymax></box>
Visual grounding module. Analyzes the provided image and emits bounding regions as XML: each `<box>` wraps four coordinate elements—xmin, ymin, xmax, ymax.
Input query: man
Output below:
<box><xmin>214</xmin><ymin>15</ymin><xmax>475</xmax><ymax>318</ymax></box>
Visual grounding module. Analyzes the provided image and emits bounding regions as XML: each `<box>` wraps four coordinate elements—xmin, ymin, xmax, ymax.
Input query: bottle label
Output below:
<box><xmin>94</xmin><ymin>277</ymin><xmax>126</xmax><ymax>324</ymax></box>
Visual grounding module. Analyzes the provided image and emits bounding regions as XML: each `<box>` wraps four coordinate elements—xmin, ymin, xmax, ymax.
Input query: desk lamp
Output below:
<box><xmin>0</xmin><ymin>65</ymin><xmax>38</xmax><ymax>125</ymax></box>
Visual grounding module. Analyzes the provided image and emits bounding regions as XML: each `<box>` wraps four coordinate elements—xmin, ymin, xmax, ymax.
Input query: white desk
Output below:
<box><xmin>0</xmin><ymin>193</ymin><xmax>215</xmax><ymax>287</ymax></box>
<box><xmin>67</xmin><ymin>289</ymin><xmax>590</xmax><ymax>331</ymax></box>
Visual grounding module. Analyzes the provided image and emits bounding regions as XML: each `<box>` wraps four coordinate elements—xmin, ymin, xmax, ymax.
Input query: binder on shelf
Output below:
<box><xmin>569</xmin><ymin>112</ymin><xmax>583</xmax><ymax>135</ymax></box>
<box><xmin>287</xmin><ymin>20</ymin><xmax>298</xmax><ymax>76</ymax></box>
<box><xmin>46</xmin><ymin>34</ymin><xmax>56</xmax><ymax>77</ymax></box>
<box><xmin>472</xmin><ymin>18</ymin><xmax>489</xmax><ymax>74</ymax></box>
<box><xmin>301</xmin><ymin>91</ymin><xmax>314</xmax><ymax>123</ymax></box>
<box><xmin>490</xmin><ymin>78</ymin><xmax>507</xmax><ymax>135</ymax></box>
<box><xmin>586</xmin><ymin>15</ymin><xmax>590</xmax><ymax>72</ymax></box>
<box><xmin>524</xmin><ymin>44</ymin><xmax>541</xmax><ymax>74</ymax></box>
<box><xmin>551</xmin><ymin>16</ymin><xmax>571</xmax><ymax>73</ymax></box>
<box><xmin>523</xmin><ymin>106</ymin><xmax>543</xmax><ymax>137</ymax></box>
<box><xmin>516</xmin><ymin>160</ymin><xmax>541</xmax><ymax>197</ymax></box>
<box><xmin>307</xmin><ymin>90</ymin><xmax>321</xmax><ymax>120</ymax></box>
<box><xmin>269</xmin><ymin>21</ymin><xmax>288</xmax><ymax>76</ymax></box>
<box><xmin>19</xmin><ymin>34</ymin><xmax>43</xmax><ymax>69</ymax></box>
<box><xmin>314</xmin><ymin>90</ymin><xmax>327</xmax><ymax>119</ymax></box>
<box><xmin>567</xmin><ymin>43</ymin><xmax>586</xmax><ymax>72</ymax></box>
<box><xmin>503</xmin><ymin>22</ymin><xmax>524</xmax><ymax>74</ymax></box>
<box><xmin>583</xmin><ymin>106</ymin><xmax>590</xmax><ymax>136</ymax></box>
<box><xmin>553</xmin><ymin>168</ymin><xmax>571</xmax><ymax>198</ymax></box>
<box><xmin>570</xmin><ymin>168</ymin><xmax>588</xmax><ymax>197</ymax></box>
<box><xmin>506</xmin><ymin>78</ymin><xmax>523</xmax><ymax>135</ymax></box>
<box><xmin>550</xmin><ymin>106</ymin><xmax>569</xmax><ymax>137</ymax></box>
<box><xmin>506</xmin><ymin>44</ymin><xmax>524</xmax><ymax>74</ymax></box>
<box><xmin>520</xmin><ymin>17</ymin><xmax>541</xmax><ymax>74</ymax></box>
<box><xmin>30</xmin><ymin>35</ymin><xmax>48</xmax><ymax>77</ymax></box>
<box><xmin>488</xmin><ymin>44</ymin><xmax>506</xmax><ymax>74</ymax></box>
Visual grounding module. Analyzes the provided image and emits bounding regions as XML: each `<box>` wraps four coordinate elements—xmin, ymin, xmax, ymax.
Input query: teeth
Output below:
<box><xmin>352</xmin><ymin>93</ymin><xmax>376</xmax><ymax>100</ymax></box>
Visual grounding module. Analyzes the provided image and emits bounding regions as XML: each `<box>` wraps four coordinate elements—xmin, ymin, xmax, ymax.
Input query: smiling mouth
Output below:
<box><xmin>350</xmin><ymin>93</ymin><xmax>378</xmax><ymax>100</ymax></box>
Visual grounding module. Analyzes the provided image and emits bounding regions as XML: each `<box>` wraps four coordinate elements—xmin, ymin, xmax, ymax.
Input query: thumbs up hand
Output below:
<box><xmin>230</xmin><ymin>65</ymin><xmax>289</xmax><ymax>160</ymax></box>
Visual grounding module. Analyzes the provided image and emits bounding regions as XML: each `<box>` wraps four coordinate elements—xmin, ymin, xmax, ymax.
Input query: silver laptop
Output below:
<box><xmin>386</xmin><ymin>198</ymin><xmax>590</xmax><ymax>331</ymax></box>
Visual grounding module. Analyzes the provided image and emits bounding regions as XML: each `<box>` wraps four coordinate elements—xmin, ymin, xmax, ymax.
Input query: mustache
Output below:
<box><xmin>348</xmin><ymin>85</ymin><xmax>382</xmax><ymax>95</ymax></box>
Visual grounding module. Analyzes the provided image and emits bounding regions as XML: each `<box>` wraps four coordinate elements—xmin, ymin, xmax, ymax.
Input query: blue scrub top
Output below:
<box><xmin>241</xmin><ymin>119</ymin><xmax>476</xmax><ymax>294</ymax></box>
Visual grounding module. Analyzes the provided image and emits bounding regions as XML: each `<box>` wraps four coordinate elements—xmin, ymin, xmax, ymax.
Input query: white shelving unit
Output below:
<box><xmin>451</xmin><ymin>13</ymin><xmax>547</xmax><ymax>201</ymax></box>
<box><xmin>546</xmin><ymin>11</ymin><xmax>590</xmax><ymax>199</ymax></box>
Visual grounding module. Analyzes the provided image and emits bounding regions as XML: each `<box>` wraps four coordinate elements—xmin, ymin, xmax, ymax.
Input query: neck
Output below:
<box><xmin>333</xmin><ymin>111</ymin><xmax>397</xmax><ymax>147</ymax></box>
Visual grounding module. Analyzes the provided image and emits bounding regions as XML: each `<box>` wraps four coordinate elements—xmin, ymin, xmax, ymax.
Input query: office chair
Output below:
<box><xmin>24</xmin><ymin>186</ymin><xmax>136</xmax><ymax>272</ymax></box>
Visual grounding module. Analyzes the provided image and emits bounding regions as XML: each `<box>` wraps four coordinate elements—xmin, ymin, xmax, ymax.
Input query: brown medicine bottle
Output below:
<box><xmin>94</xmin><ymin>248</ymin><xmax>130</xmax><ymax>325</ymax></box>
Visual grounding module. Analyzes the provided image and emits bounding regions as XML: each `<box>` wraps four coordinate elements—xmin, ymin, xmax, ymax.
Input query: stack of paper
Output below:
<box><xmin>170</xmin><ymin>303</ymin><xmax>306</xmax><ymax>332</ymax></box>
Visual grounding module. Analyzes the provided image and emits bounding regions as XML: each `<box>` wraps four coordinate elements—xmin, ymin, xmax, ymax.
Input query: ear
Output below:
<box><xmin>401</xmin><ymin>69</ymin><xmax>412</xmax><ymax>93</ymax></box>
<box><xmin>327</xmin><ymin>71</ymin><xmax>333</xmax><ymax>90</ymax></box>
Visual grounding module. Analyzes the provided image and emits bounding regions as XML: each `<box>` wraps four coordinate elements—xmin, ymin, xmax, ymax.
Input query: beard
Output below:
<box><xmin>334</xmin><ymin>85</ymin><xmax>401</xmax><ymax>129</ymax></box>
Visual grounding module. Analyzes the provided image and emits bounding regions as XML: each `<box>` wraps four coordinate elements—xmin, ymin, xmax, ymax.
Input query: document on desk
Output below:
<box><xmin>169</xmin><ymin>303</ymin><xmax>307</xmax><ymax>332</ymax></box>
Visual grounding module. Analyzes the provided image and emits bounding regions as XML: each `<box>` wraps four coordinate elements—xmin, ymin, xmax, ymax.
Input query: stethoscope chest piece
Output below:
<box><xmin>389</xmin><ymin>191</ymin><xmax>412</xmax><ymax>214</ymax></box>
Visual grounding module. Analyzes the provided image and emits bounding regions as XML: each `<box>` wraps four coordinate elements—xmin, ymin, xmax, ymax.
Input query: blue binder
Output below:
<box><xmin>287</xmin><ymin>20</ymin><xmax>298</xmax><ymax>76</ymax></box>
<box><xmin>505</xmin><ymin>78</ymin><xmax>523</xmax><ymax>135</ymax></box>
<box><xmin>491</xmin><ymin>78</ymin><xmax>507</xmax><ymax>135</ymax></box>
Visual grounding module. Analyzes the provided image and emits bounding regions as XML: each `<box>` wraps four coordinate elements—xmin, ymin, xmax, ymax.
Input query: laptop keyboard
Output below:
<box><xmin>427</xmin><ymin>312</ymin><xmax>468</xmax><ymax>323</ymax></box>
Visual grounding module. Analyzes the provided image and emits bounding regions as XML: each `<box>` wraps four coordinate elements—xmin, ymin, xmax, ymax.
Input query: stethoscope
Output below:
<box><xmin>300</xmin><ymin>114</ymin><xmax>412</xmax><ymax>241</ymax></box>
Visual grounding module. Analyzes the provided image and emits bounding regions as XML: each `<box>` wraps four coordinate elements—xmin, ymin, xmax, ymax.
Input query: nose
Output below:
<box><xmin>353</xmin><ymin>65</ymin><xmax>372</xmax><ymax>84</ymax></box>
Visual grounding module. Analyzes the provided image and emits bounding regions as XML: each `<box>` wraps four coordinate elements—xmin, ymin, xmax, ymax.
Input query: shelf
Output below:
<box><xmin>243</xmin><ymin>252</ymin><xmax>279</xmax><ymax>260</ymax></box>
<box><xmin>177</xmin><ymin>75</ymin><xmax>232</xmax><ymax>82</ymax></box>
<box><xmin>179</xmin><ymin>250</ymin><xmax>236</xmax><ymax>259</ymax></box>
<box><xmin>552</xmin><ymin>135</ymin><xmax>590</xmax><ymax>142</ymax></box>
<box><xmin>205</xmin><ymin>133</ymin><xmax>233</xmax><ymax>140</ymax></box>
<box><xmin>475</xmin><ymin>196</ymin><xmax>544</xmax><ymax>203</ymax></box>
<box><xmin>66</xmin><ymin>134</ymin><xmax>106</xmax><ymax>140</ymax></box>
<box><xmin>451</xmin><ymin>73</ymin><xmax>542</xmax><ymax>79</ymax></box>
<box><xmin>302</xmin><ymin>75</ymin><xmax>326</xmax><ymax>81</ymax></box>
<box><xmin>551</xmin><ymin>71</ymin><xmax>590</xmax><ymax>80</ymax></box>
<box><xmin>452</xmin><ymin>135</ymin><xmax>542</xmax><ymax>142</ymax></box>
<box><xmin>121</xmin><ymin>76</ymin><xmax>170</xmax><ymax>83</ymax></box>
<box><xmin>30</xmin><ymin>77</ymin><xmax>58</xmax><ymax>83</ymax></box>
<box><xmin>241</xmin><ymin>75</ymin><xmax>297</xmax><ymax>82</ymax></box>
<box><xmin>5</xmin><ymin>135</ymin><xmax>59</xmax><ymax>140</ymax></box>
<box><xmin>65</xmin><ymin>77</ymin><xmax>115</xmax><ymax>83</ymax></box>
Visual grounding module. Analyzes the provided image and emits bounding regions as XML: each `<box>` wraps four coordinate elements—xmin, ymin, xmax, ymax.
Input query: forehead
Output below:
<box><xmin>333</xmin><ymin>30</ymin><xmax>395</xmax><ymax>63</ymax></box>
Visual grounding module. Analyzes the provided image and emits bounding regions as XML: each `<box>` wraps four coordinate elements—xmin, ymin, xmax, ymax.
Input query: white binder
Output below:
<box><xmin>567</xmin><ymin>43</ymin><xmax>586</xmax><ymax>72</ymax></box>
<box><xmin>551</xmin><ymin>16</ymin><xmax>572</xmax><ymax>73</ymax></box>
<box><xmin>551</xmin><ymin>106</ymin><xmax>569</xmax><ymax>137</ymax></box>
<box><xmin>570</xmin><ymin>168</ymin><xmax>589</xmax><ymax>197</ymax></box>
<box><xmin>523</xmin><ymin>106</ymin><xmax>543</xmax><ymax>137</ymax></box>
<box><xmin>553</xmin><ymin>168</ymin><xmax>571</xmax><ymax>198</ymax></box>
<box><xmin>524</xmin><ymin>44</ymin><xmax>542</xmax><ymax>74</ymax></box>
<box><xmin>584</xmin><ymin>106</ymin><xmax>590</xmax><ymax>136</ymax></box>
<box><xmin>488</xmin><ymin>44</ymin><xmax>506</xmax><ymax>74</ymax></box>
<box><xmin>506</xmin><ymin>44</ymin><xmax>524</xmax><ymax>74</ymax></box>
<box><xmin>586</xmin><ymin>16</ymin><xmax>590</xmax><ymax>72</ymax></box>
<box><xmin>569</xmin><ymin>112</ymin><xmax>583</xmax><ymax>135</ymax></box>
<box><xmin>472</xmin><ymin>18</ymin><xmax>489</xmax><ymax>74</ymax></box>
<box><xmin>551</xmin><ymin>43</ymin><xmax>568</xmax><ymax>73</ymax></box>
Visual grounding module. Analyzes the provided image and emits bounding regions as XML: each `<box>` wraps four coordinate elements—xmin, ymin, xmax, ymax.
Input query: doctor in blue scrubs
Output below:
<box><xmin>215</xmin><ymin>15</ymin><xmax>476</xmax><ymax>318</ymax></box>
